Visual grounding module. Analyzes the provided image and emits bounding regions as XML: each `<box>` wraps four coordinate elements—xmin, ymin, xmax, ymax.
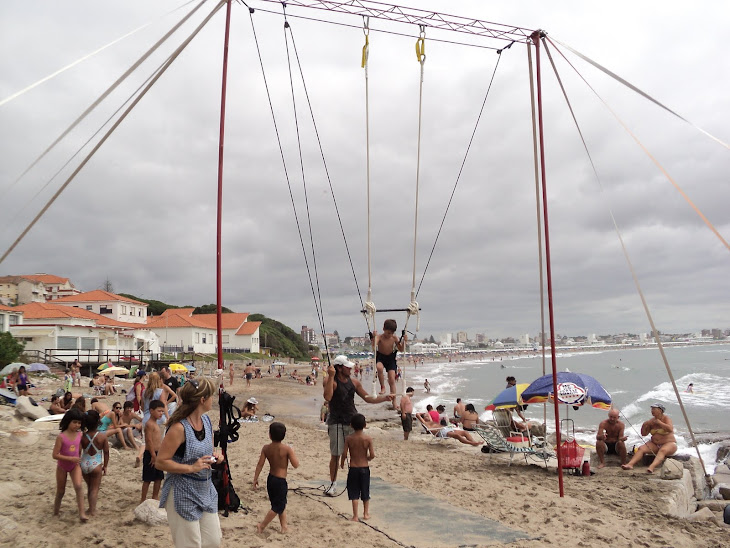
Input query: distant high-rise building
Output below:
<box><xmin>301</xmin><ymin>325</ymin><xmax>316</xmax><ymax>344</ymax></box>
<box><xmin>456</xmin><ymin>331</ymin><xmax>468</xmax><ymax>343</ymax></box>
<box><xmin>475</xmin><ymin>333</ymin><xmax>486</xmax><ymax>344</ymax></box>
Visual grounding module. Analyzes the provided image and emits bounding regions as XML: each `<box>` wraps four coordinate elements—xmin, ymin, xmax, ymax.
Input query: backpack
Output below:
<box><xmin>211</xmin><ymin>463</ymin><xmax>241</xmax><ymax>514</ymax></box>
<box><xmin>126</xmin><ymin>382</ymin><xmax>139</xmax><ymax>402</ymax></box>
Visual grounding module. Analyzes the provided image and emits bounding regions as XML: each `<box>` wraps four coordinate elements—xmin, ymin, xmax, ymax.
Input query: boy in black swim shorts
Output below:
<box><xmin>253</xmin><ymin>422</ymin><xmax>300</xmax><ymax>533</ymax></box>
<box><xmin>341</xmin><ymin>413</ymin><xmax>374</xmax><ymax>522</ymax></box>
<box><xmin>373</xmin><ymin>319</ymin><xmax>407</xmax><ymax>397</ymax></box>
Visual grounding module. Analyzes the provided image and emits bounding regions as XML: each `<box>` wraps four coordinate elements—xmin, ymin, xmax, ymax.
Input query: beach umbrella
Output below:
<box><xmin>522</xmin><ymin>372</ymin><xmax>612</xmax><ymax>409</ymax></box>
<box><xmin>0</xmin><ymin>362</ymin><xmax>25</xmax><ymax>376</ymax></box>
<box><xmin>97</xmin><ymin>362</ymin><xmax>110</xmax><ymax>370</ymax></box>
<box><xmin>101</xmin><ymin>366</ymin><xmax>129</xmax><ymax>376</ymax></box>
<box><xmin>485</xmin><ymin>383</ymin><xmax>530</xmax><ymax>411</ymax></box>
<box><xmin>310</xmin><ymin>357</ymin><xmax>319</xmax><ymax>361</ymax></box>
<box><xmin>27</xmin><ymin>363</ymin><xmax>50</xmax><ymax>372</ymax></box>
<box><xmin>169</xmin><ymin>363</ymin><xmax>188</xmax><ymax>373</ymax></box>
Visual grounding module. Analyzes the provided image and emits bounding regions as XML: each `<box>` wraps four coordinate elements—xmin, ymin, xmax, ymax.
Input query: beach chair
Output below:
<box><xmin>416</xmin><ymin>414</ymin><xmax>452</xmax><ymax>445</ymax></box>
<box><xmin>474</xmin><ymin>424</ymin><xmax>553</xmax><ymax>467</ymax></box>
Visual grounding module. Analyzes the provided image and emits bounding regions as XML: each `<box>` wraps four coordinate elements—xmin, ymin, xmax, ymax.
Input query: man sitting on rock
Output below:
<box><xmin>596</xmin><ymin>408</ymin><xmax>627</xmax><ymax>468</ymax></box>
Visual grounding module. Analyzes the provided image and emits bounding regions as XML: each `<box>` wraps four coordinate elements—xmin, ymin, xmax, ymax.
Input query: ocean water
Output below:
<box><xmin>398</xmin><ymin>344</ymin><xmax>730</xmax><ymax>473</ymax></box>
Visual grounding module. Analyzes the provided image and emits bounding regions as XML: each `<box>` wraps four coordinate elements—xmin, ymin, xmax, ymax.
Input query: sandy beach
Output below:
<box><xmin>1</xmin><ymin>369</ymin><xmax>729</xmax><ymax>548</ymax></box>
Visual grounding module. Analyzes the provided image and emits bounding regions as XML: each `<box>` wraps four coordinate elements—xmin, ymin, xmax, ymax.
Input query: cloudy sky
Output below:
<box><xmin>1</xmin><ymin>0</ymin><xmax>729</xmax><ymax>341</ymax></box>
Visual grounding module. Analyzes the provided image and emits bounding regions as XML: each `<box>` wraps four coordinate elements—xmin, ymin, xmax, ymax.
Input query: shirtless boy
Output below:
<box><xmin>372</xmin><ymin>319</ymin><xmax>406</xmax><ymax>396</ymax></box>
<box><xmin>596</xmin><ymin>408</ymin><xmax>628</xmax><ymax>468</ymax></box>
<box><xmin>253</xmin><ymin>422</ymin><xmax>299</xmax><ymax>533</ymax></box>
<box><xmin>140</xmin><ymin>400</ymin><xmax>164</xmax><ymax>502</ymax></box>
<box><xmin>398</xmin><ymin>387</ymin><xmax>415</xmax><ymax>440</ymax></box>
<box><xmin>341</xmin><ymin>414</ymin><xmax>374</xmax><ymax>522</ymax></box>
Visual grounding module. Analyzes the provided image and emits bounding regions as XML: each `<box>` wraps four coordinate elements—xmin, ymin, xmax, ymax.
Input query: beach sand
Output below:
<box><xmin>1</xmin><ymin>370</ymin><xmax>728</xmax><ymax>547</ymax></box>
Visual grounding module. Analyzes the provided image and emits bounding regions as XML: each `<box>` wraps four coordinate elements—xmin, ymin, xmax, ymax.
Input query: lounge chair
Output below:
<box><xmin>416</xmin><ymin>414</ymin><xmax>453</xmax><ymax>445</ymax></box>
<box><xmin>474</xmin><ymin>423</ymin><xmax>553</xmax><ymax>467</ymax></box>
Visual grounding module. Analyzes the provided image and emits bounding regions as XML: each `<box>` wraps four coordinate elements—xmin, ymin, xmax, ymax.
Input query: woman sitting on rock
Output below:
<box><xmin>622</xmin><ymin>403</ymin><xmax>677</xmax><ymax>474</ymax></box>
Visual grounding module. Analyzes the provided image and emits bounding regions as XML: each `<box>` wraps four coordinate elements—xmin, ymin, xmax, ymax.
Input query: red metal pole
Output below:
<box><xmin>216</xmin><ymin>0</ymin><xmax>232</xmax><ymax>385</ymax></box>
<box><xmin>531</xmin><ymin>30</ymin><xmax>564</xmax><ymax>497</ymax></box>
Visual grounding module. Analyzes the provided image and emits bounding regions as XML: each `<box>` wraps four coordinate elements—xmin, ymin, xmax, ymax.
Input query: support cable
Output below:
<box><xmin>414</xmin><ymin>44</ymin><xmax>509</xmax><ymax>299</ymax></box>
<box><xmin>1</xmin><ymin>57</ymin><xmax>172</xmax><ymax>236</ymax></box>
<box><xmin>247</xmin><ymin>8</ymin><xmax>330</xmax><ymax>361</ymax></box>
<box><xmin>542</xmin><ymin>37</ymin><xmax>709</xmax><ymax>481</ymax></box>
<box><xmin>362</xmin><ymin>15</ymin><xmax>376</xmax><ymax>336</ymax></box>
<box><xmin>527</xmin><ymin>41</ymin><xmax>548</xmax><ymax>432</ymax></box>
<box><xmin>282</xmin><ymin>7</ymin><xmax>329</xmax><ymax>350</ymax></box>
<box><xmin>545</xmin><ymin>38</ymin><xmax>730</xmax><ymax>255</ymax></box>
<box><xmin>0</xmin><ymin>0</ymin><xmax>226</xmax><ymax>267</ymax></box>
<box><xmin>0</xmin><ymin>0</ymin><xmax>197</xmax><ymax>108</ymax></box>
<box><xmin>403</xmin><ymin>24</ymin><xmax>426</xmax><ymax>336</ymax></box>
<box><xmin>287</xmin><ymin>12</ymin><xmax>372</xmax><ymax>336</ymax></box>
<box><xmin>4</xmin><ymin>0</ymin><xmax>211</xmax><ymax>196</ymax></box>
<box><xmin>549</xmin><ymin>37</ymin><xmax>730</xmax><ymax>151</ymax></box>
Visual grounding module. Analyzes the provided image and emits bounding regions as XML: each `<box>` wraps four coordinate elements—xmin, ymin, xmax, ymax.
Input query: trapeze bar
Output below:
<box><xmin>360</xmin><ymin>307</ymin><xmax>422</xmax><ymax>313</ymax></box>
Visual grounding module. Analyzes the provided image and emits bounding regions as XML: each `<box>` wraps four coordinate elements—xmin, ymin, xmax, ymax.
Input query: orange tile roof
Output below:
<box><xmin>54</xmin><ymin>290</ymin><xmax>145</xmax><ymax>306</ymax></box>
<box><xmin>158</xmin><ymin>308</ymin><xmax>195</xmax><ymax>318</ymax></box>
<box><xmin>0</xmin><ymin>304</ymin><xmax>20</xmax><ymax>312</ymax></box>
<box><xmin>21</xmin><ymin>274</ymin><xmax>73</xmax><ymax>286</ymax></box>
<box><xmin>148</xmin><ymin>312</ymin><xmax>251</xmax><ymax>331</ymax></box>
<box><xmin>15</xmin><ymin>302</ymin><xmax>147</xmax><ymax>330</ymax></box>
<box><xmin>236</xmin><ymin>321</ymin><xmax>261</xmax><ymax>336</ymax></box>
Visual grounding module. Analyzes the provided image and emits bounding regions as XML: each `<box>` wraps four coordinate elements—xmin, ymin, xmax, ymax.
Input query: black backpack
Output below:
<box><xmin>211</xmin><ymin>463</ymin><xmax>241</xmax><ymax>514</ymax></box>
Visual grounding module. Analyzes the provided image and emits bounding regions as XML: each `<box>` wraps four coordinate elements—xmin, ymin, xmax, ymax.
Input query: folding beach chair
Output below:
<box><xmin>416</xmin><ymin>414</ymin><xmax>453</xmax><ymax>445</ymax></box>
<box><xmin>474</xmin><ymin>424</ymin><xmax>554</xmax><ymax>467</ymax></box>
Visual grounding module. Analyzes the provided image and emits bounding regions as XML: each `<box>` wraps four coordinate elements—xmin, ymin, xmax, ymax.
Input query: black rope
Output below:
<box><xmin>286</xmin><ymin>19</ymin><xmax>370</xmax><ymax>333</ymax></box>
<box><xmin>292</xmin><ymin>486</ymin><xmax>415</xmax><ymax>548</ymax></box>
<box><xmin>281</xmin><ymin>6</ymin><xmax>329</xmax><ymax>348</ymax></box>
<box><xmin>247</xmin><ymin>7</ymin><xmax>330</xmax><ymax>360</ymax></box>
<box><xmin>415</xmin><ymin>47</ymin><xmax>507</xmax><ymax>299</ymax></box>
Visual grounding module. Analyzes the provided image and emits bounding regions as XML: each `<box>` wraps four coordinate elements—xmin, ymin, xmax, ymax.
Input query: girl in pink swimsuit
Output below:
<box><xmin>52</xmin><ymin>408</ymin><xmax>88</xmax><ymax>522</ymax></box>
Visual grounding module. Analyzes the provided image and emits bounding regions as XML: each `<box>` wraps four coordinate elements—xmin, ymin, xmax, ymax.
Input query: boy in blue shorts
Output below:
<box><xmin>340</xmin><ymin>413</ymin><xmax>374</xmax><ymax>522</ymax></box>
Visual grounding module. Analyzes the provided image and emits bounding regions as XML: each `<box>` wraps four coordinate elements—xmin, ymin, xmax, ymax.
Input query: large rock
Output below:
<box><xmin>14</xmin><ymin>396</ymin><xmax>49</xmax><ymax>420</ymax></box>
<box><xmin>697</xmin><ymin>499</ymin><xmax>730</xmax><ymax>512</ymax></box>
<box><xmin>651</xmin><ymin>469</ymin><xmax>696</xmax><ymax>518</ymax></box>
<box><xmin>661</xmin><ymin>459</ymin><xmax>684</xmax><ymax>480</ymax></box>
<box><xmin>686</xmin><ymin>507</ymin><xmax>715</xmax><ymax>522</ymax></box>
<box><xmin>683</xmin><ymin>456</ymin><xmax>711</xmax><ymax>500</ymax></box>
<box><xmin>134</xmin><ymin>499</ymin><xmax>167</xmax><ymax>526</ymax></box>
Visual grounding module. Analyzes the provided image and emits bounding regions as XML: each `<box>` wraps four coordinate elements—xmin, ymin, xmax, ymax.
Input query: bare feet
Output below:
<box><xmin>280</xmin><ymin>526</ymin><xmax>288</xmax><ymax>533</ymax></box>
<box><xmin>647</xmin><ymin>468</ymin><xmax>654</xmax><ymax>474</ymax></box>
<box><xmin>80</xmin><ymin>515</ymin><xmax>89</xmax><ymax>523</ymax></box>
<box><xmin>621</xmin><ymin>464</ymin><xmax>633</xmax><ymax>470</ymax></box>
<box><xmin>362</xmin><ymin>513</ymin><xmax>370</xmax><ymax>520</ymax></box>
<box><xmin>256</xmin><ymin>523</ymin><xmax>264</xmax><ymax>534</ymax></box>
<box><xmin>598</xmin><ymin>462</ymin><xmax>606</xmax><ymax>469</ymax></box>
<box><xmin>350</xmin><ymin>516</ymin><xmax>360</xmax><ymax>522</ymax></box>
<box><xmin>134</xmin><ymin>456</ymin><xmax>141</xmax><ymax>468</ymax></box>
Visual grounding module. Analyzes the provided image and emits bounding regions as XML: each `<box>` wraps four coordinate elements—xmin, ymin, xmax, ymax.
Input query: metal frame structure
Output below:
<box><xmin>253</xmin><ymin>0</ymin><xmax>535</xmax><ymax>44</ymax></box>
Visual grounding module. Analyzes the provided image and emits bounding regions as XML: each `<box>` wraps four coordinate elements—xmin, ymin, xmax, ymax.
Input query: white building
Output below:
<box><xmin>0</xmin><ymin>304</ymin><xmax>23</xmax><ymax>332</ymax></box>
<box><xmin>54</xmin><ymin>290</ymin><xmax>148</xmax><ymax>323</ymax></box>
<box><xmin>146</xmin><ymin>308</ymin><xmax>261</xmax><ymax>354</ymax></box>
<box><xmin>10</xmin><ymin>301</ymin><xmax>159</xmax><ymax>362</ymax></box>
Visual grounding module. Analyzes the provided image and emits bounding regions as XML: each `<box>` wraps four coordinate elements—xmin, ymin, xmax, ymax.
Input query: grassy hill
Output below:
<box><xmin>120</xmin><ymin>294</ymin><xmax>311</xmax><ymax>360</ymax></box>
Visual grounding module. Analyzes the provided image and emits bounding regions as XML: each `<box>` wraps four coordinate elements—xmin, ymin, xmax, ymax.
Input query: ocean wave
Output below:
<box><xmin>623</xmin><ymin>372</ymin><xmax>730</xmax><ymax>416</ymax></box>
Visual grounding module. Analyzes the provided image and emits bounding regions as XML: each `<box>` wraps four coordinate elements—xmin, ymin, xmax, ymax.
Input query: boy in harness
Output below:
<box><xmin>372</xmin><ymin>318</ymin><xmax>407</xmax><ymax>397</ymax></box>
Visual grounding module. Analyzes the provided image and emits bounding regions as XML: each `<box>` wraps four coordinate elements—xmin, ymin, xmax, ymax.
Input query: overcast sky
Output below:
<box><xmin>1</xmin><ymin>0</ymin><xmax>729</xmax><ymax>341</ymax></box>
